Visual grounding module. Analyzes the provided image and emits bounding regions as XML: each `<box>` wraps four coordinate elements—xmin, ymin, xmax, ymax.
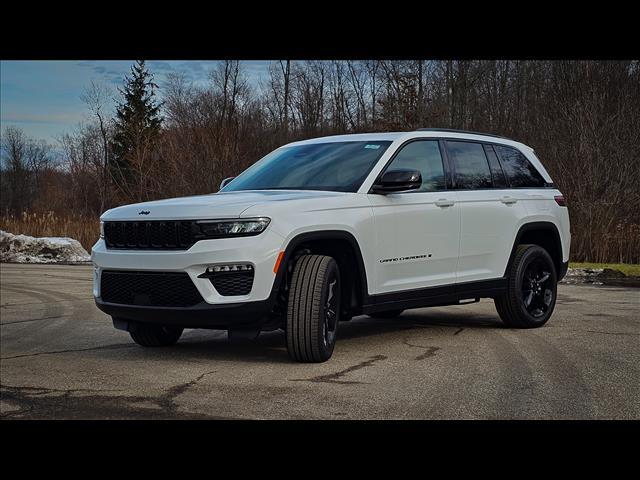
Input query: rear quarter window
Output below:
<box><xmin>494</xmin><ymin>145</ymin><xmax>546</xmax><ymax>188</ymax></box>
<box><xmin>483</xmin><ymin>144</ymin><xmax>508</xmax><ymax>188</ymax></box>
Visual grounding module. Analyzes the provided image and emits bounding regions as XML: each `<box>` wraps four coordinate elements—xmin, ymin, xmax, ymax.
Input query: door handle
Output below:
<box><xmin>500</xmin><ymin>196</ymin><xmax>518</xmax><ymax>205</ymax></box>
<box><xmin>435</xmin><ymin>199</ymin><xmax>455</xmax><ymax>207</ymax></box>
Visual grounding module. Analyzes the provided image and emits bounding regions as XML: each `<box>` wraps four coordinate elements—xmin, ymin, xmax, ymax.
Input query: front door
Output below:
<box><xmin>367</xmin><ymin>140</ymin><xmax>460</xmax><ymax>294</ymax></box>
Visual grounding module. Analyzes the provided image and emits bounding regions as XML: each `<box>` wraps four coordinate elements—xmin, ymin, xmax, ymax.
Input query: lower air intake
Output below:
<box><xmin>209</xmin><ymin>270</ymin><xmax>254</xmax><ymax>296</ymax></box>
<box><xmin>101</xmin><ymin>270</ymin><xmax>203</xmax><ymax>307</ymax></box>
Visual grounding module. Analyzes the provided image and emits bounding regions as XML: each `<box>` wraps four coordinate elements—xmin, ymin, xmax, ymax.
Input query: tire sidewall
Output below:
<box><xmin>317</xmin><ymin>259</ymin><xmax>341</xmax><ymax>360</ymax></box>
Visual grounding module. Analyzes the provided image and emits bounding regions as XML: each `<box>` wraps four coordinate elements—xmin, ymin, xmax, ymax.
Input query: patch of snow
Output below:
<box><xmin>0</xmin><ymin>230</ymin><xmax>91</xmax><ymax>264</ymax></box>
<box><xmin>561</xmin><ymin>267</ymin><xmax>604</xmax><ymax>285</ymax></box>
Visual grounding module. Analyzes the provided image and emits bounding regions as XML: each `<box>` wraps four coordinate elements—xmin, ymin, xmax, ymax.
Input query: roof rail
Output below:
<box><xmin>415</xmin><ymin>128</ymin><xmax>513</xmax><ymax>141</ymax></box>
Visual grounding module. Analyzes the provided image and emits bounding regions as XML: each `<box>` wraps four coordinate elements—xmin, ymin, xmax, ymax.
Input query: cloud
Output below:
<box><xmin>174</xmin><ymin>61</ymin><xmax>219</xmax><ymax>84</ymax></box>
<box><xmin>148</xmin><ymin>61</ymin><xmax>175</xmax><ymax>73</ymax></box>
<box><xmin>75</xmin><ymin>60</ymin><xmax>132</xmax><ymax>85</ymax></box>
<box><xmin>2</xmin><ymin>111</ymin><xmax>85</xmax><ymax>125</ymax></box>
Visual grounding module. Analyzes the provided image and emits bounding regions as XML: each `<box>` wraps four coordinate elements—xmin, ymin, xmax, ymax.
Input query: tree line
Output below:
<box><xmin>1</xmin><ymin>60</ymin><xmax>639</xmax><ymax>263</ymax></box>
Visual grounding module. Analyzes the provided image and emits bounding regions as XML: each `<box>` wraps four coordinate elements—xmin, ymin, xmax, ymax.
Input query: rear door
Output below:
<box><xmin>367</xmin><ymin>139</ymin><xmax>460</xmax><ymax>294</ymax></box>
<box><xmin>445</xmin><ymin>140</ymin><xmax>528</xmax><ymax>283</ymax></box>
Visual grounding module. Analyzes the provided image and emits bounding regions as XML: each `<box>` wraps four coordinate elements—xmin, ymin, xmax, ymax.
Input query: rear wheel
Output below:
<box><xmin>286</xmin><ymin>254</ymin><xmax>340</xmax><ymax>363</ymax></box>
<box><xmin>495</xmin><ymin>244</ymin><xmax>557</xmax><ymax>328</ymax></box>
<box><xmin>128</xmin><ymin>323</ymin><xmax>184</xmax><ymax>347</ymax></box>
<box><xmin>368</xmin><ymin>309</ymin><xmax>404</xmax><ymax>319</ymax></box>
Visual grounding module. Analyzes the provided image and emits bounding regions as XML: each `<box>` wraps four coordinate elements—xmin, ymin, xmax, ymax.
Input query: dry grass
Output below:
<box><xmin>0</xmin><ymin>212</ymin><xmax>99</xmax><ymax>252</ymax></box>
<box><xmin>570</xmin><ymin>262</ymin><xmax>640</xmax><ymax>277</ymax></box>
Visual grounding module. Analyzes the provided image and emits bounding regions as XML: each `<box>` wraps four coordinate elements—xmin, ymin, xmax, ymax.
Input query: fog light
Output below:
<box><xmin>205</xmin><ymin>263</ymin><xmax>253</xmax><ymax>274</ymax></box>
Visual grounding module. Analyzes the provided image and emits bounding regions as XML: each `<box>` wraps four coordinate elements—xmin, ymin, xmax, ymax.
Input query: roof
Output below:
<box><xmin>284</xmin><ymin>129</ymin><xmax>528</xmax><ymax>149</ymax></box>
<box><xmin>285</xmin><ymin>132</ymin><xmax>405</xmax><ymax>147</ymax></box>
<box><xmin>415</xmin><ymin>128</ymin><xmax>513</xmax><ymax>141</ymax></box>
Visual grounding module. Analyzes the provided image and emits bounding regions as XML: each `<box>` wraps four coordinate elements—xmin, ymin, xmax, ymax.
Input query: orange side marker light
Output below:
<box><xmin>273</xmin><ymin>251</ymin><xmax>285</xmax><ymax>273</ymax></box>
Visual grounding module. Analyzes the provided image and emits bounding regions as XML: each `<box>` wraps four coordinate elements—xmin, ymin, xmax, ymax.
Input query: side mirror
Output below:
<box><xmin>371</xmin><ymin>169</ymin><xmax>422</xmax><ymax>194</ymax></box>
<box><xmin>219</xmin><ymin>177</ymin><xmax>235</xmax><ymax>191</ymax></box>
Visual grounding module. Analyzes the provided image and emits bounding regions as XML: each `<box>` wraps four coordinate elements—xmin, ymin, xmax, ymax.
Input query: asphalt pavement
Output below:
<box><xmin>1</xmin><ymin>263</ymin><xmax>638</xmax><ymax>419</ymax></box>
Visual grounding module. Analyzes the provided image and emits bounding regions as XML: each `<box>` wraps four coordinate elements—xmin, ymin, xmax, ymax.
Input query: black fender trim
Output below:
<box><xmin>505</xmin><ymin>221</ymin><xmax>566</xmax><ymax>280</ymax></box>
<box><xmin>558</xmin><ymin>260</ymin><xmax>569</xmax><ymax>281</ymax></box>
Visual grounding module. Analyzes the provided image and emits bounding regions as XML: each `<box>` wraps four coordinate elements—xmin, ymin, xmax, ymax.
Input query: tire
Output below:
<box><xmin>286</xmin><ymin>254</ymin><xmax>340</xmax><ymax>363</ymax></box>
<box><xmin>495</xmin><ymin>244</ymin><xmax>558</xmax><ymax>328</ymax></box>
<box><xmin>128</xmin><ymin>322</ymin><xmax>184</xmax><ymax>347</ymax></box>
<box><xmin>368</xmin><ymin>309</ymin><xmax>404</xmax><ymax>319</ymax></box>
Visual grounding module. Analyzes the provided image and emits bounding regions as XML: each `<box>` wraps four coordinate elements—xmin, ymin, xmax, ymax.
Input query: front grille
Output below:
<box><xmin>101</xmin><ymin>270</ymin><xmax>203</xmax><ymax>307</ymax></box>
<box><xmin>104</xmin><ymin>221</ymin><xmax>196</xmax><ymax>250</ymax></box>
<box><xmin>209</xmin><ymin>271</ymin><xmax>254</xmax><ymax>296</ymax></box>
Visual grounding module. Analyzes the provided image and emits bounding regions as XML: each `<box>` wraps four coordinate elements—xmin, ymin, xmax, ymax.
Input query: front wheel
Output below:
<box><xmin>286</xmin><ymin>254</ymin><xmax>340</xmax><ymax>363</ymax></box>
<box><xmin>495</xmin><ymin>244</ymin><xmax>557</xmax><ymax>328</ymax></box>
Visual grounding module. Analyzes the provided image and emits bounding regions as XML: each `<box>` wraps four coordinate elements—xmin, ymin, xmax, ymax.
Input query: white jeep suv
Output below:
<box><xmin>93</xmin><ymin>128</ymin><xmax>570</xmax><ymax>362</ymax></box>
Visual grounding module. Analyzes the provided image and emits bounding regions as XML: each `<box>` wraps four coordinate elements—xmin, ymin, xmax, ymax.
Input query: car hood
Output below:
<box><xmin>100</xmin><ymin>190</ymin><xmax>349</xmax><ymax>221</ymax></box>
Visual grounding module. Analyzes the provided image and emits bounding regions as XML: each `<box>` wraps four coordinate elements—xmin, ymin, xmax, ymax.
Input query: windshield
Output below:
<box><xmin>222</xmin><ymin>141</ymin><xmax>392</xmax><ymax>193</ymax></box>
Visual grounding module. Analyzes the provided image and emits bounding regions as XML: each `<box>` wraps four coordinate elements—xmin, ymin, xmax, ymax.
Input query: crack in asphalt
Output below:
<box><xmin>157</xmin><ymin>371</ymin><xmax>217</xmax><ymax>412</ymax></box>
<box><xmin>454</xmin><ymin>327</ymin><xmax>464</xmax><ymax>335</ymax></box>
<box><xmin>402</xmin><ymin>339</ymin><xmax>441</xmax><ymax>360</ymax></box>
<box><xmin>289</xmin><ymin>355</ymin><xmax>387</xmax><ymax>384</ymax></box>
<box><xmin>0</xmin><ymin>370</ymin><xmax>219</xmax><ymax>419</ymax></box>
<box><xmin>1</xmin><ymin>315</ymin><xmax>70</xmax><ymax>325</ymax></box>
<box><xmin>1</xmin><ymin>384</ymin><xmax>123</xmax><ymax>396</ymax></box>
<box><xmin>0</xmin><ymin>384</ymin><xmax>123</xmax><ymax>419</ymax></box>
<box><xmin>1</xmin><ymin>343</ymin><xmax>136</xmax><ymax>360</ymax></box>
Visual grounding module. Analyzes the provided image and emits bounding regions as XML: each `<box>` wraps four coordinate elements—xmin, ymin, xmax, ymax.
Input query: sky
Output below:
<box><xmin>0</xmin><ymin>60</ymin><xmax>272</xmax><ymax>142</ymax></box>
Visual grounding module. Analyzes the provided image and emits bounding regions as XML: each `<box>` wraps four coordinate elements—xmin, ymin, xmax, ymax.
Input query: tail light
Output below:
<box><xmin>554</xmin><ymin>195</ymin><xmax>567</xmax><ymax>207</ymax></box>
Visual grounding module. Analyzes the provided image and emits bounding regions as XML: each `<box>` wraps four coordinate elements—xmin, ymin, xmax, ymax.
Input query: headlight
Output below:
<box><xmin>99</xmin><ymin>221</ymin><xmax>105</xmax><ymax>239</ymax></box>
<box><xmin>197</xmin><ymin>217</ymin><xmax>270</xmax><ymax>238</ymax></box>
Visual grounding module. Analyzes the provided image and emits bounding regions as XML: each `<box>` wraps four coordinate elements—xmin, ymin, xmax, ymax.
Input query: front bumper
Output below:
<box><xmin>95</xmin><ymin>296</ymin><xmax>277</xmax><ymax>329</ymax></box>
<box><xmin>91</xmin><ymin>228</ymin><xmax>286</xmax><ymax>327</ymax></box>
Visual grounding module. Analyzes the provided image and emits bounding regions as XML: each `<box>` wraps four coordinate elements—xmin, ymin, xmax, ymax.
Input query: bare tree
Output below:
<box><xmin>81</xmin><ymin>80</ymin><xmax>112</xmax><ymax>211</ymax></box>
<box><xmin>281</xmin><ymin>60</ymin><xmax>291</xmax><ymax>135</ymax></box>
<box><xmin>1</xmin><ymin>127</ymin><xmax>54</xmax><ymax>213</ymax></box>
<box><xmin>5</xmin><ymin>60</ymin><xmax>640</xmax><ymax>262</ymax></box>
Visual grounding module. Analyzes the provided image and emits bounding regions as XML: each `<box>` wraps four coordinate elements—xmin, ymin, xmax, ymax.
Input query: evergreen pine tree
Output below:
<box><xmin>110</xmin><ymin>60</ymin><xmax>162</xmax><ymax>192</ymax></box>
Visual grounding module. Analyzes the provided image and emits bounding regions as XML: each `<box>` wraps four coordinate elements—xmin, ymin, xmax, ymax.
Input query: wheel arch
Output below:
<box><xmin>505</xmin><ymin>221</ymin><xmax>566</xmax><ymax>280</ymax></box>
<box><xmin>273</xmin><ymin>230</ymin><xmax>369</xmax><ymax>316</ymax></box>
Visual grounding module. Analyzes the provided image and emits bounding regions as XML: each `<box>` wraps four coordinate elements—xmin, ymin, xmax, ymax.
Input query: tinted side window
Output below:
<box><xmin>447</xmin><ymin>141</ymin><xmax>493</xmax><ymax>189</ymax></box>
<box><xmin>494</xmin><ymin>145</ymin><xmax>546</xmax><ymax>188</ymax></box>
<box><xmin>386</xmin><ymin>140</ymin><xmax>446</xmax><ymax>192</ymax></box>
<box><xmin>483</xmin><ymin>144</ymin><xmax>508</xmax><ymax>188</ymax></box>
